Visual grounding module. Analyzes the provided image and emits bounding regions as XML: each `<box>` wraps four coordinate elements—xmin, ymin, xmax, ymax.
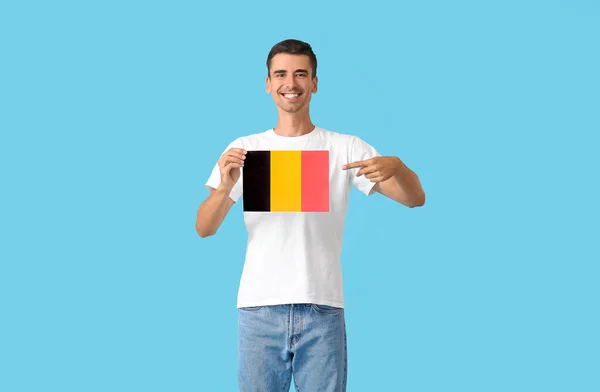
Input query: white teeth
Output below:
<box><xmin>284</xmin><ymin>94</ymin><xmax>299</xmax><ymax>98</ymax></box>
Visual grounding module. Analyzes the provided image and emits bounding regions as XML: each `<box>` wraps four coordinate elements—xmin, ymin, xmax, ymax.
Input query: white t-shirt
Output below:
<box><xmin>204</xmin><ymin>127</ymin><xmax>381</xmax><ymax>309</ymax></box>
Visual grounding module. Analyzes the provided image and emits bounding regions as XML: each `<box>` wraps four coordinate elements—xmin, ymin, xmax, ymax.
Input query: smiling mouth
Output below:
<box><xmin>280</xmin><ymin>92</ymin><xmax>302</xmax><ymax>100</ymax></box>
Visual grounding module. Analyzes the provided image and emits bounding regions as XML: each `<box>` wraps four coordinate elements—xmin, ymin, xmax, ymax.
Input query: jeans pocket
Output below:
<box><xmin>311</xmin><ymin>303</ymin><xmax>343</xmax><ymax>314</ymax></box>
<box><xmin>239</xmin><ymin>306</ymin><xmax>263</xmax><ymax>311</ymax></box>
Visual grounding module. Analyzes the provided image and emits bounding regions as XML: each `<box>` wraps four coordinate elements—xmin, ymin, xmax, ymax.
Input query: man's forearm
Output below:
<box><xmin>393</xmin><ymin>159</ymin><xmax>426</xmax><ymax>207</ymax></box>
<box><xmin>196</xmin><ymin>187</ymin><xmax>234</xmax><ymax>237</ymax></box>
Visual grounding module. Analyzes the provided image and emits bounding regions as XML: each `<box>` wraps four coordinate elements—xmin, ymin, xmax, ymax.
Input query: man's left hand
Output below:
<box><xmin>342</xmin><ymin>156</ymin><xmax>401</xmax><ymax>183</ymax></box>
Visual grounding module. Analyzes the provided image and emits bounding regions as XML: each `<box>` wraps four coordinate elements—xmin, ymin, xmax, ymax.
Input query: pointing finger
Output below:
<box><xmin>342</xmin><ymin>160</ymin><xmax>368</xmax><ymax>170</ymax></box>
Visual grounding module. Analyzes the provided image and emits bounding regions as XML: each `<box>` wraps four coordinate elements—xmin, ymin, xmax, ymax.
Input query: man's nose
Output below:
<box><xmin>285</xmin><ymin>74</ymin><xmax>297</xmax><ymax>88</ymax></box>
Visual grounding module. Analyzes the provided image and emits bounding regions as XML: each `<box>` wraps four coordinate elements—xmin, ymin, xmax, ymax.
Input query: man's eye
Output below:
<box><xmin>296</xmin><ymin>74</ymin><xmax>305</xmax><ymax>77</ymax></box>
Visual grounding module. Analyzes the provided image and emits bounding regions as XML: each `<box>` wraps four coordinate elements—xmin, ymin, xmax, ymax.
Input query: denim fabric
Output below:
<box><xmin>238</xmin><ymin>303</ymin><xmax>347</xmax><ymax>392</ymax></box>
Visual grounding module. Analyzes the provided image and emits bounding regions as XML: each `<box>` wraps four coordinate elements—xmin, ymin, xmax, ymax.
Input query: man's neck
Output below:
<box><xmin>273</xmin><ymin>111</ymin><xmax>315</xmax><ymax>137</ymax></box>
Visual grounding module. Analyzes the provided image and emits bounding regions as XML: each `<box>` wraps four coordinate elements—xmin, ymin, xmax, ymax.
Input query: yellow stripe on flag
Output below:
<box><xmin>270</xmin><ymin>151</ymin><xmax>301</xmax><ymax>212</ymax></box>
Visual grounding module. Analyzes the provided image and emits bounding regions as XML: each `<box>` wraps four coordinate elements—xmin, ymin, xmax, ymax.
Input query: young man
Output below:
<box><xmin>196</xmin><ymin>39</ymin><xmax>425</xmax><ymax>392</ymax></box>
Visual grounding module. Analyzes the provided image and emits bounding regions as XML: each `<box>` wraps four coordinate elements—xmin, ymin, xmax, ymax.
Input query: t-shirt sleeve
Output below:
<box><xmin>349</xmin><ymin>136</ymin><xmax>382</xmax><ymax>196</ymax></box>
<box><xmin>204</xmin><ymin>138</ymin><xmax>244</xmax><ymax>203</ymax></box>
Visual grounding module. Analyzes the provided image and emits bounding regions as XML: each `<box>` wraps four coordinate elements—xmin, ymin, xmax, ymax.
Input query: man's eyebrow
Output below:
<box><xmin>273</xmin><ymin>70</ymin><xmax>286</xmax><ymax>74</ymax></box>
<box><xmin>294</xmin><ymin>69</ymin><xmax>309</xmax><ymax>74</ymax></box>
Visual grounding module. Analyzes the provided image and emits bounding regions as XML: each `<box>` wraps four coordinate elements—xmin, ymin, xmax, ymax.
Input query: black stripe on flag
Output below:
<box><xmin>242</xmin><ymin>150</ymin><xmax>270</xmax><ymax>212</ymax></box>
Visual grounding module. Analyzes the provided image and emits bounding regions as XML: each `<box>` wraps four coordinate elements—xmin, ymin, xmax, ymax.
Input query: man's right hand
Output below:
<box><xmin>218</xmin><ymin>148</ymin><xmax>246</xmax><ymax>191</ymax></box>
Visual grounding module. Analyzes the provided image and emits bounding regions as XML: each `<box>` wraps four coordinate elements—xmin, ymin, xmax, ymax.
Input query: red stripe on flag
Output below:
<box><xmin>301</xmin><ymin>151</ymin><xmax>329</xmax><ymax>212</ymax></box>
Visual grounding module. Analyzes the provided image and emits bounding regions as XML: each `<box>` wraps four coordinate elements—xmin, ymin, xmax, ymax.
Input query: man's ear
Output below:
<box><xmin>266</xmin><ymin>76</ymin><xmax>271</xmax><ymax>94</ymax></box>
<box><xmin>312</xmin><ymin>76</ymin><xmax>318</xmax><ymax>93</ymax></box>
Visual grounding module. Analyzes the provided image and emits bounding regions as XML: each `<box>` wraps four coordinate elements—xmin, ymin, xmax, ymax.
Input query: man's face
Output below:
<box><xmin>266</xmin><ymin>53</ymin><xmax>318</xmax><ymax>114</ymax></box>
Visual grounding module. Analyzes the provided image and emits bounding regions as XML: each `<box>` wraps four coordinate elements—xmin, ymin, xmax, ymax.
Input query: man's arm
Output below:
<box><xmin>196</xmin><ymin>147</ymin><xmax>246</xmax><ymax>237</ymax></box>
<box><xmin>343</xmin><ymin>156</ymin><xmax>426</xmax><ymax>208</ymax></box>
<box><xmin>373</xmin><ymin>157</ymin><xmax>425</xmax><ymax>208</ymax></box>
<box><xmin>195</xmin><ymin>187</ymin><xmax>235</xmax><ymax>238</ymax></box>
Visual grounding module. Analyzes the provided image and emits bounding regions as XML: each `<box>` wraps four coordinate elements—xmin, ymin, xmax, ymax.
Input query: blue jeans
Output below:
<box><xmin>238</xmin><ymin>303</ymin><xmax>347</xmax><ymax>392</ymax></box>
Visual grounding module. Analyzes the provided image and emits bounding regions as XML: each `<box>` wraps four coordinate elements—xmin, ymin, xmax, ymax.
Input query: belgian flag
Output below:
<box><xmin>242</xmin><ymin>150</ymin><xmax>329</xmax><ymax>212</ymax></box>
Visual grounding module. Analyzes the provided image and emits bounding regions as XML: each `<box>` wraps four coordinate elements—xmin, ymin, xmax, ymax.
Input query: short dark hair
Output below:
<box><xmin>266</xmin><ymin>39</ymin><xmax>317</xmax><ymax>78</ymax></box>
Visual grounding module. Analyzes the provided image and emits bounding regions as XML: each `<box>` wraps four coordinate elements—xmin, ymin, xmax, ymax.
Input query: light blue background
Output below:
<box><xmin>1</xmin><ymin>0</ymin><xmax>598</xmax><ymax>391</ymax></box>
